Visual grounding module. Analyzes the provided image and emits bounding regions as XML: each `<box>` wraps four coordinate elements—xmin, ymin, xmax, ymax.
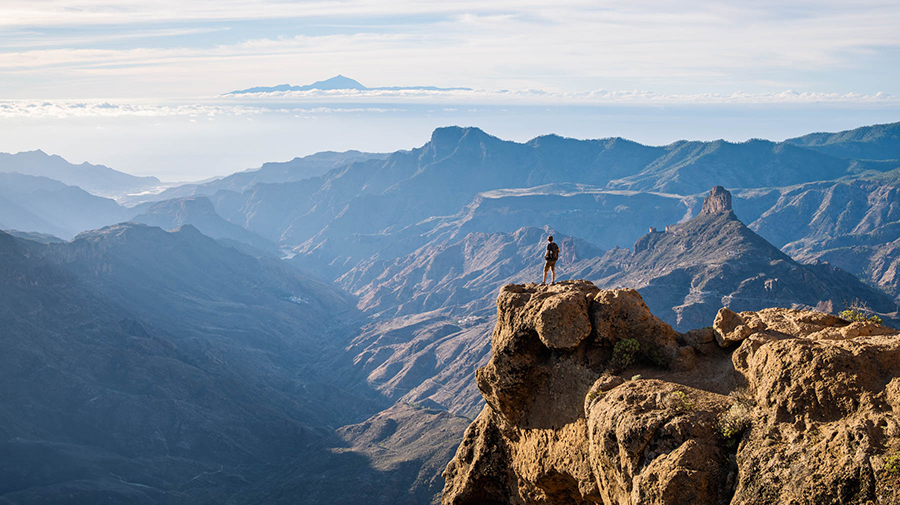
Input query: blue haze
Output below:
<box><xmin>2</xmin><ymin>102</ymin><xmax>898</xmax><ymax>181</ymax></box>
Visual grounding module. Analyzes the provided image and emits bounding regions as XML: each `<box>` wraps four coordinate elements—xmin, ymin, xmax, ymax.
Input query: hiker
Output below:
<box><xmin>542</xmin><ymin>235</ymin><xmax>560</xmax><ymax>285</ymax></box>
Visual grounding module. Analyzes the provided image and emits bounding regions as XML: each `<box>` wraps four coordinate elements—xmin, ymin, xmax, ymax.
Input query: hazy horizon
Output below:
<box><xmin>3</xmin><ymin>1</ymin><xmax>900</xmax><ymax>180</ymax></box>
<box><xmin>3</xmin><ymin>100</ymin><xmax>899</xmax><ymax>181</ymax></box>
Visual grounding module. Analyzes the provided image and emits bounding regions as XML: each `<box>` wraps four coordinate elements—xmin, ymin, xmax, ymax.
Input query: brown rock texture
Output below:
<box><xmin>442</xmin><ymin>280</ymin><xmax>900</xmax><ymax>505</ymax></box>
<box><xmin>702</xmin><ymin>185</ymin><xmax>733</xmax><ymax>215</ymax></box>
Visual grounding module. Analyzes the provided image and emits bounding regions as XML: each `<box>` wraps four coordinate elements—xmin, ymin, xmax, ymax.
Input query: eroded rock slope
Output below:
<box><xmin>443</xmin><ymin>281</ymin><xmax>900</xmax><ymax>505</ymax></box>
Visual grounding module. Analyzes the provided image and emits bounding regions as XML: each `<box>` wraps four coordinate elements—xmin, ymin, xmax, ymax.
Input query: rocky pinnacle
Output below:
<box><xmin>701</xmin><ymin>185</ymin><xmax>732</xmax><ymax>215</ymax></box>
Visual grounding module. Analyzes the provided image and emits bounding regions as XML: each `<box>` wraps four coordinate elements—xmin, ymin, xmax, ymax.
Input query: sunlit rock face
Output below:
<box><xmin>442</xmin><ymin>280</ymin><xmax>900</xmax><ymax>505</ymax></box>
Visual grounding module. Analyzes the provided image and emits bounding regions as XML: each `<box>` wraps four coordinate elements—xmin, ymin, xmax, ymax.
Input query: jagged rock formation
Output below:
<box><xmin>701</xmin><ymin>185</ymin><xmax>732</xmax><ymax>215</ymax></box>
<box><xmin>442</xmin><ymin>281</ymin><xmax>900</xmax><ymax>505</ymax></box>
<box><xmin>573</xmin><ymin>187</ymin><xmax>897</xmax><ymax>330</ymax></box>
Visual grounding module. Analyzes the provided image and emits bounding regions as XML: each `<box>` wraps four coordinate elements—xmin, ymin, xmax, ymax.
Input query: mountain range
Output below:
<box><xmin>0</xmin><ymin>223</ymin><xmax>477</xmax><ymax>504</ymax></box>
<box><xmin>0</xmin><ymin>172</ymin><xmax>129</xmax><ymax>238</ymax></box>
<box><xmin>3</xmin><ymin>120</ymin><xmax>900</xmax><ymax>504</ymax></box>
<box><xmin>785</xmin><ymin>121</ymin><xmax>900</xmax><ymax>160</ymax></box>
<box><xmin>0</xmin><ymin>150</ymin><xmax>160</xmax><ymax>198</ymax></box>
<box><xmin>142</xmin><ymin>124</ymin><xmax>891</xmax><ymax>281</ymax></box>
<box><xmin>131</xmin><ymin>150</ymin><xmax>388</xmax><ymax>206</ymax></box>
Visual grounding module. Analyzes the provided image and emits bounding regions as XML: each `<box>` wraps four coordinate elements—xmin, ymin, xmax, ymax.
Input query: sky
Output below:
<box><xmin>1</xmin><ymin>1</ymin><xmax>899</xmax><ymax>180</ymax></box>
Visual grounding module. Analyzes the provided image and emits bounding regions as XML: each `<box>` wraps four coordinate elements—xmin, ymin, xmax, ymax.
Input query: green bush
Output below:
<box><xmin>669</xmin><ymin>390</ymin><xmax>694</xmax><ymax>413</ymax></box>
<box><xmin>718</xmin><ymin>402</ymin><xmax>752</xmax><ymax>443</ymax></box>
<box><xmin>839</xmin><ymin>308</ymin><xmax>882</xmax><ymax>324</ymax></box>
<box><xmin>885</xmin><ymin>452</ymin><xmax>900</xmax><ymax>474</ymax></box>
<box><xmin>612</xmin><ymin>338</ymin><xmax>641</xmax><ymax>370</ymax></box>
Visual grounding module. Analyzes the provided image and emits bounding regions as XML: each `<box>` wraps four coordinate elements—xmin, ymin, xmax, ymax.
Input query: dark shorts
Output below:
<box><xmin>543</xmin><ymin>259</ymin><xmax>556</xmax><ymax>272</ymax></box>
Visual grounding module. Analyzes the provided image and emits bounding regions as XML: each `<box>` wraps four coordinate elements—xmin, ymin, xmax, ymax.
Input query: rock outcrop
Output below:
<box><xmin>442</xmin><ymin>281</ymin><xmax>900</xmax><ymax>505</ymax></box>
<box><xmin>701</xmin><ymin>185</ymin><xmax>733</xmax><ymax>215</ymax></box>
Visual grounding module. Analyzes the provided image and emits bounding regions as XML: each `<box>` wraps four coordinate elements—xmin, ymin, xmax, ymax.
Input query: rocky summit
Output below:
<box><xmin>442</xmin><ymin>280</ymin><xmax>900</xmax><ymax>505</ymax></box>
<box><xmin>701</xmin><ymin>185</ymin><xmax>732</xmax><ymax>215</ymax></box>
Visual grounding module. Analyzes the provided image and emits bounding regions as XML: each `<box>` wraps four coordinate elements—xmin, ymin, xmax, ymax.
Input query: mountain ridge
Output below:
<box><xmin>785</xmin><ymin>121</ymin><xmax>900</xmax><ymax>160</ymax></box>
<box><xmin>210</xmin><ymin>123</ymin><xmax>899</xmax><ymax>266</ymax></box>
<box><xmin>0</xmin><ymin>150</ymin><xmax>160</xmax><ymax>197</ymax></box>
<box><xmin>0</xmin><ymin>172</ymin><xmax>129</xmax><ymax>238</ymax></box>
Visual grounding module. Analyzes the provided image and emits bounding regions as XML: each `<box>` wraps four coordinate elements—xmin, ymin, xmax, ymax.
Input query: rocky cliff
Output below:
<box><xmin>442</xmin><ymin>281</ymin><xmax>900</xmax><ymax>505</ymax></box>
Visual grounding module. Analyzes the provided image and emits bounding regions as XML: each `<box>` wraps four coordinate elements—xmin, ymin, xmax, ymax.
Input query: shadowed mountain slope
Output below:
<box><xmin>421</xmin><ymin>186</ymin><xmax>693</xmax><ymax>251</ymax></box>
<box><xmin>731</xmin><ymin>174</ymin><xmax>900</xmax><ymax>302</ymax></box>
<box><xmin>339</xmin><ymin>227</ymin><xmax>604</xmax><ymax>317</ymax></box>
<box><xmin>0</xmin><ymin>172</ymin><xmax>129</xmax><ymax>238</ymax></box>
<box><xmin>2</xmin><ymin>229</ymin><xmax>65</xmax><ymax>244</ymax></box>
<box><xmin>225</xmin><ymin>402</ymin><xmax>473</xmax><ymax>505</ymax></box>
<box><xmin>748</xmin><ymin>176</ymin><xmax>900</xmax><ymax>248</ymax></box>
<box><xmin>132</xmin><ymin>196</ymin><xmax>277</xmax><ymax>254</ymax></box>
<box><xmin>0</xmin><ymin>150</ymin><xmax>160</xmax><ymax>197</ymax></box>
<box><xmin>0</xmin><ymin>224</ymin><xmax>406</xmax><ymax>504</ymax></box>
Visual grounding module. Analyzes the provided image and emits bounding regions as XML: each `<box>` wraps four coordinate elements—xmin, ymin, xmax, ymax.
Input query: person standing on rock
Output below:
<box><xmin>542</xmin><ymin>235</ymin><xmax>560</xmax><ymax>285</ymax></box>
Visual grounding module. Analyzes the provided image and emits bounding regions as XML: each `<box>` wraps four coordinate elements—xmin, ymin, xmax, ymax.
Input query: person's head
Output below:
<box><xmin>548</xmin><ymin>235</ymin><xmax>554</xmax><ymax>242</ymax></box>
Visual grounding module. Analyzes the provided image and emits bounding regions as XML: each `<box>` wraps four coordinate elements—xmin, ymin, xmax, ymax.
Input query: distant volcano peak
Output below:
<box><xmin>226</xmin><ymin>75</ymin><xmax>472</xmax><ymax>95</ymax></box>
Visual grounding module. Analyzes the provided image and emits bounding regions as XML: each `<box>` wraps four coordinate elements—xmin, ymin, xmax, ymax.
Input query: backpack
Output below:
<box><xmin>545</xmin><ymin>242</ymin><xmax>559</xmax><ymax>261</ymax></box>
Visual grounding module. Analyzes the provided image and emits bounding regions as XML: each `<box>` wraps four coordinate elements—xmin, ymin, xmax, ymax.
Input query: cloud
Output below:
<box><xmin>0</xmin><ymin>100</ymin><xmax>405</xmax><ymax>119</ymax></box>
<box><xmin>0</xmin><ymin>86</ymin><xmax>895</xmax><ymax>121</ymax></box>
<box><xmin>2</xmin><ymin>27</ymin><xmax>232</xmax><ymax>49</ymax></box>
<box><xmin>1</xmin><ymin>1</ymin><xmax>899</xmax><ymax>100</ymax></box>
<box><xmin>0</xmin><ymin>1</ymin><xmax>582</xmax><ymax>27</ymax></box>
<box><xmin>222</xmin><ymin>87</ymin><xmax>898</xmax><ymax>104</ymax></box>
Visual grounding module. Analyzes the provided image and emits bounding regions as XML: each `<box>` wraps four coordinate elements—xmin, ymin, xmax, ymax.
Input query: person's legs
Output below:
<box><xmin>550</xmin><ymin>263</ymin><xmax>556</xmax><ymax>284</ymax></box>
<box><xmin>542</xmin><ymin>262</ymin><xmax>549</xmax><ymax>284</ymax></box>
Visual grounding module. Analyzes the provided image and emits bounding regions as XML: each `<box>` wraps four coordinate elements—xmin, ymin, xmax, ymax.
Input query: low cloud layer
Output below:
<box><xmin>222</xmin><ymin>87</ymin><xmax>898</xmax><ymax>105</ymax></box>
<box><xmin>1</xmin><ymin>86</ymin><xmax>895</xmax><ymax>120</ymax></box>
<box><xmin>0</xmin><ymin>101</ymin><xmax>406</xmax><ymax>119</ymax></box>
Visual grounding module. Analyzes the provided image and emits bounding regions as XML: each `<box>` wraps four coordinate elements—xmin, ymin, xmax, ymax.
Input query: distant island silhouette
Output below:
<box><xmin>226</xmin><ymin>74</ymin><xmax>472</xmax><ymax>94</ymax></box>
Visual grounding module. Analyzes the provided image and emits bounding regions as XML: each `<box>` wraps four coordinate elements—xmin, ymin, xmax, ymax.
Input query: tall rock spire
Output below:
<box><xmin>701</xmin><ymin>185</ymin><xmax>732</xmax><ymax>215</ymax></box>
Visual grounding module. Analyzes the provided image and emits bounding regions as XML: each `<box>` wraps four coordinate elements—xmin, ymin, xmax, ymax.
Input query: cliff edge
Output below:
<box><xmin>442</xmin><ymin>280</ymin><xmax>900</xmax><ymax>504</ymax></box>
